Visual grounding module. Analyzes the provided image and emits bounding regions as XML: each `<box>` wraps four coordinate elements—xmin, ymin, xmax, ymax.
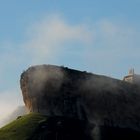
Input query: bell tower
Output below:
<box><xmin>128</xmin><ymin>68</ymin><xmax>134</xmax><ymax>75</ymax></box>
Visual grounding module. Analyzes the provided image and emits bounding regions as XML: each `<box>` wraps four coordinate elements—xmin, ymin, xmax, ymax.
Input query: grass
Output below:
<box><xmin>0</xmin><ymin>113</ymin><xmax>47</xmax><ymax>140</ymax></box>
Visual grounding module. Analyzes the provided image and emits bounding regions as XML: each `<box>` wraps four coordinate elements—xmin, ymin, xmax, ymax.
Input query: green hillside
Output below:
<box><xmin>0</xmin><ymin>113</ymin><xmax>89</xmax><ymax>140</ymax></box>
<box><xmin>0</xmin><ymin>113</ymin><xmax>47</xmax><ymax>140</ymax></box>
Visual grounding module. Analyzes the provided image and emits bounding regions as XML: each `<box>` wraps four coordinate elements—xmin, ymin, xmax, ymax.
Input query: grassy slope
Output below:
<box><xmin>0</xmin><ymin>113</ymin><xmax>47</xmax><ymax>140</ymax></box>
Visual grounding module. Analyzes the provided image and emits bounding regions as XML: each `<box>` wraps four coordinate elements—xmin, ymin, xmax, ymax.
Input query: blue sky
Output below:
<box><xmin>0</xmin><ymin>0</ymin><xmax>140</xmax><ymax>125</ymax></box>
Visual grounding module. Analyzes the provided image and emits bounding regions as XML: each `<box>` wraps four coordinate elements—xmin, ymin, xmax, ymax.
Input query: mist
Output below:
<box><xmin>0</xmin><ymin>106</ymin><xmax>27</xmax><ymax>128</ymax></box>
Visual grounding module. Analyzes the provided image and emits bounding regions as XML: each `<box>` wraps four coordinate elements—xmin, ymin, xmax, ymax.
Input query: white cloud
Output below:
<box><xmin>0</xmin><ymin>106</ymin><xmax>27</xmax><ymax>128</ymax></box>
<box><xmin>0</xmin><ymin>90</ymin><xmax>24</xmax><ymax>125</ymax></box>
<box><xmin>24</xmin><ymin>15</ymin><xmax>94</xmax><ymax>64</ymax></box>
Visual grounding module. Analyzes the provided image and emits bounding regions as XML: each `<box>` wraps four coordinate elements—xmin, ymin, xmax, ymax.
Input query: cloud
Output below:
<box><xmin>0</xmin><ymin>90</ymin><xmax>24</xmax><ymax>126</ymax></box>
<box><xmin>0</xmin><ymin>106</ymin><xmax>27</xmax><ymax>128</ymax></box>
<box><xmin>24</xmin><ymin>15</ymin><xmax>94</xmax><ymax>64</ymax></box>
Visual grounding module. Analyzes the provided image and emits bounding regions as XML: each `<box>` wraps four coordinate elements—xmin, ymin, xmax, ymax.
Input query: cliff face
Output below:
<box><xmin>20</xmin><ymin>64</ymin><xmax>140</xmax><ymax>139</ymax></box>
<box><xmin>20</xmin><ymin>65</ymin><xmax>88</xmax><ymax>120</ymax></box>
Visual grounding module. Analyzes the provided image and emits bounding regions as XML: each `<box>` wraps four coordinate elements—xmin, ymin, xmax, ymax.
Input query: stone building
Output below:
<box><xmin>123</xmin><ymin>69</ymin><xmax>140</xmax><ymax>84</ymax></box>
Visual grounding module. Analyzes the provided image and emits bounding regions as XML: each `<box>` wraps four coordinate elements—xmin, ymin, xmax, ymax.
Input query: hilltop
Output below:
<box><xmin>0</xmin><ymin>113</ymin><xmax>46</xmax><ymax>140</ymax></box>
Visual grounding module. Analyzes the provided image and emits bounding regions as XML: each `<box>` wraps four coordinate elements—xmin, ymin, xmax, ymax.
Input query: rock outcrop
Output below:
<box><xmin>20</xmin><ymin>64</ymin><xmax>140</xmax><ymax>139</ymax></box>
